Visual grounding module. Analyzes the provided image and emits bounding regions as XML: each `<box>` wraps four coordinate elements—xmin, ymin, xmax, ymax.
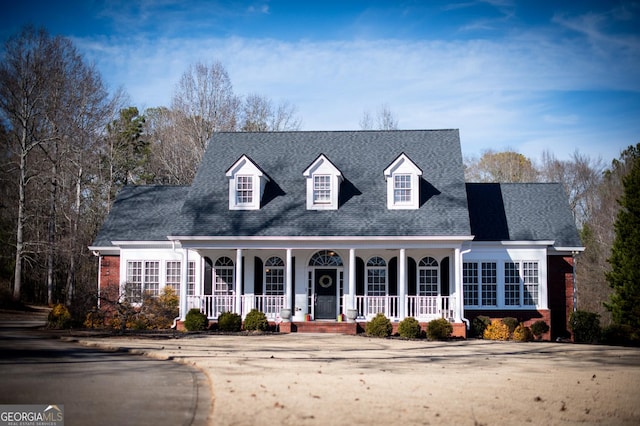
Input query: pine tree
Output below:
<box><xmin>606</xmin><ymin>144</ymin><xmax>640</xmax><ymax>329</ymax></box>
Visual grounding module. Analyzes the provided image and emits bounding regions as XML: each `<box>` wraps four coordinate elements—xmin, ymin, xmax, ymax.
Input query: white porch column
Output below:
<box><xmin>349</xmin><ymin>248</ymin><xmax>356</xmax><ymax>310</ymax></box>
<box><xmin>399</xmin><ymin>248</ymin><xmax>407</xmax><ymax>319</ymax></box>
<box><xmin>286</xmin><ymin>248</ymin><xmax>293</xmax><ymax>309</ymax></box>
<box><xmin>180</xmin><ymin>248</ymin><xmax>189</xmax><ymax>320</ymax></box>
<box><xmin>235</xmin><ymin>248</ymin><xmax>243</xmax><ymax>316</ymax></box>
<box><xmin>453</xmin><ymin>247</ymin><xmax>462</xmax><ymax>322</ymax></box>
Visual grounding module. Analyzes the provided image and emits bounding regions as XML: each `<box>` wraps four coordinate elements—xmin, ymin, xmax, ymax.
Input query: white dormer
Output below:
<box><xmin>225</xmin><ymin>155</ymin><xmax>270</xmax><ymax>210</ymax></box>
<box><xmin>303</xmin><ymin>154</ymin><xmax>343</xmax><ymax>210</ymax></box>
<box><xmin>384</xmin><ymin>153</ymin><xmax>422</xmax><ymax>210</ymax></box>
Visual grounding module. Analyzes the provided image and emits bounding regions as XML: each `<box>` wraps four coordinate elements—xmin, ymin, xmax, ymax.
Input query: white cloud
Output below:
<box><xmin>73</xmin><ymin>24</ymin><xmax>639</xmax><ymax>162</ymax></box>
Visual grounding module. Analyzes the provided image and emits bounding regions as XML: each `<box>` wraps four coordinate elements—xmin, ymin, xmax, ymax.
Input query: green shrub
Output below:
<box><xmin>569</xmin><ymin>310</ymin><xmax>601</xmax><ymax>344</ymax></box>
<box><xmin>47</xmin><ymin>304</ymin><xmax>72</xmax><ymax>329</ymax></box>
<box><xmin>530</xmin><ymin>320</ymin><xmax>550</xmax><ymax>340</ymax></box>
<box><xmin>484</xmin><ymin>319</ymin><xmax>510</xmax><ymax>340</ymax></box>
<box><xmin>426</xmin><ymin>318</ymin><xmax>453</xmax><ymax>340</ymax></box>
<box><xmin>244</xmin><ymin>309</ymin><xmax>269</xmax><ymax>331</ymax></box>
<box><xmin>218</xmin><ymin>311</ymin><xmax>242</xmax><ymax>332</ymax></box>
<box><xmin>184</xmin><ymin>308</ymin><xmax>209</xmax><ymax>331</ymax></box>
<box><xmin>502</xmin><ymin>317</ymin><xmax>519</xmax><ymax>334</ymax></box>
<box><xmin>512</xmin><ymin>324</ymin><xmax>534</xmax><ymax>342</ymax></box>
<box><xmin>471</xmin><ymin>315</ymin><xmax>491</xmax><ymax>338</ymax></box>
<box><xmin>365</xmin><ymin>313</ymin><xmax>393</xmax><ymax>338</ymax></box>
<box><xmin>398</xmin><ymin>317</ymin><xmax>422</xmax><ymax>339</ymax></box>
<box><xmin>601</xmin><ymin>324</ymin><xmax>640</xmax><ymax>347</ymax></box>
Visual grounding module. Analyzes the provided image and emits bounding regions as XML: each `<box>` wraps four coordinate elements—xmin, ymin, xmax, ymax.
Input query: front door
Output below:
<box><xmin>315</xmin><ymin>269</ymin><xmax>337</xmax><ymax>320</ymax></box>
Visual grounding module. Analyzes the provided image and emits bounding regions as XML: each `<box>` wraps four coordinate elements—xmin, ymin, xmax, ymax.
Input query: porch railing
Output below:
<box><xmin>187</xmin><ymin>294</ymin><xmax>285</xmax><ymax>320</ymax></box>
<box><xmin>188</xmin><ymin>294</ymin><xmax>454</xmax><ymax>321</ymax></box>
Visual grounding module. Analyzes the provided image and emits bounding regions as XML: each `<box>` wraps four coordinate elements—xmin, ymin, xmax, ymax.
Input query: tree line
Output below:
<box><xmin>1</xmin><ymin>26</ymin><xmax>637</xmax><ymax>331</ymax></box>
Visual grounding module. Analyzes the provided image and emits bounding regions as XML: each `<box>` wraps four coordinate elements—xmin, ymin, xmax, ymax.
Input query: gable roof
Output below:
<box><xmin>175</xmin><ymin>130</ymin><xmax>471</xmax><ymax>237</ymax></box>
<box><xmin>466</xmin><ymin>183</ymin><xmax>583</xmax><ymax>248</ymax></box>
<box><xmin>92</xmin><ymin>185</ymin><xmax>189</xmax><ymax>247</ymax></box>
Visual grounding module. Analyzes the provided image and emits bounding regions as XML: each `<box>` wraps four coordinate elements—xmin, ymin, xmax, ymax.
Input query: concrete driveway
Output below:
<box><xmin>0</xmin><ymin>327</ymin><xmax>210</xmax><ymax>426</ymax></box>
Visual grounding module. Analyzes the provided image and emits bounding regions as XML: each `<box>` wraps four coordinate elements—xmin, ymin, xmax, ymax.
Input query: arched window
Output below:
<box><xmin>366</xmin><ymin>256</ymin><xmax>387</xmax><ymax>296</ymax></box>
<box><xmin>418</xmin><ymin>257</ymin><xmax>439</xmax><ymax>296</ymax></box>
<box><xmin>214</xmin><ymin>256</ymin><xmax>234</xmax><ymax>294</ymax></box>
<box><xmin>265</xmin><ymin>256</ymin><xmax>285</xmax><ymax>295</ymax></box>
<box><xmin>309</xmin><ymin>250</ymin><xmax>343</xmax><ymax>266</ymax></box>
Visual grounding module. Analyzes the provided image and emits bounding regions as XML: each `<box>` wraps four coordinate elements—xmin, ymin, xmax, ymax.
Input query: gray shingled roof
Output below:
<box><xmin>175</xmin><ymin>130</ymin><xmax>472</xmax><ymax>237</ymax></box>
<box><xmin>466</xmin><ymin>183</ymin><xmax>583</xmax><ymax>247</ymax></box>
<box><xmin>92</xmin><ymin>185</ymin><xmax>189</xmax><ymax>246</ymax></box>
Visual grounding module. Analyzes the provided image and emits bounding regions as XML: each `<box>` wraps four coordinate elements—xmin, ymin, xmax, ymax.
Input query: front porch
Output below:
<box><xmin>186</xmin><ymin>294</ymin><xmax>456</xmax><ymax>323</ymax></box>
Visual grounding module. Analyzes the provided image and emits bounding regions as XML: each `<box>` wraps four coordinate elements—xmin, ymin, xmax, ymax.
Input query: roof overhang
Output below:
<box><xmin>168</xmin><ymin>235</ymin><xmax>475</xmax><ymax>250</ymax></box>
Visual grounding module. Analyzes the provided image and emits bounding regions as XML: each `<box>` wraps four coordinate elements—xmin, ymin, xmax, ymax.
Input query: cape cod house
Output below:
<box><xmin>90</xmin><ymin>130</ymin><xmax>583</xmax><ymax>338</ymax></box>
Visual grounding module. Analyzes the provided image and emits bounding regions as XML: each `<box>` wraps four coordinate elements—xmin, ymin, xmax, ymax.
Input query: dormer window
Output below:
<box><xmin>226</xmin><ymin>155</ymin><xmax>269</xmax><ymax>210</ymax></box>
<box><xmin>384</xmin><ymin>153</ymin><xmax>422</xmax><ymax>210</ymax></box>
<box><xmin>303</xmin><ymin>154</ymin><xmax>343</xmax><ymax>210</ymax></box>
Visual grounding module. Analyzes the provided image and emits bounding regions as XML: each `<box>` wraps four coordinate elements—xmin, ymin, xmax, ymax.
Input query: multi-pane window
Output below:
<box><xmin>463</xmin><ymin>262</ymin><xmax>479</xmax><ymax>305</ymax></box>
<box><xmin>366</xmin><ymin>257</ymin><xmax>387</xmax><ymax>296</ymax></box>
<box><xmin>126</xmin><ymin>261</ymin><xmax>143</xmax><ymax>302</ymax></box>
<box><xmin>313</xmin><ymin>175</ymin><xmax>331</xmax><ymax>204</ymax></box>
<box><xmin>236</xmin><ymin>175</ymin><xmax>253</xmax><ymax>205</ymax></box>
<box><xmin>214</xmin><ymin>256</ymin><xmax>234</xmax><ymax>294</ymax></box>
<box><xmin>418</xmin><ymin>257</ymin><xmax>439</xmax><ymax>296</ymax></box>
<box><xmin>504</xmin><ymin>262</ymin><xmax>521</xmax><ymax>306</ymax></box>
<box><xmin>265</xmin><ymin>256</ymin><xmax>285</xmax><ymax>295</ymax></box>
<box><xmin>523</xmin><ymin>261</ymin><xmax>539</xmax><ymax>305</ymax></box>
<box><xmin>481</xmin><ymin>262</ymin><xmax>497</xmax><ymax>306</ymax></box>
<box><xmin>393</xmin><ymin>174</ymin><xmax>412</xmax><ymax>204</ymax></box>
<box><xmin>187</xmin><ymin>261</ymin><xmax>196</xmax><ymax>296</ymax></box>
<box><xmin>166</xmin><ymin>261</ymin><xmax>181</xmax><ymax>294</ymax></box>
<box><xmin>144</xmin><ymin>261</ymin><xmax>160</xmax><ymax>297</ymax></box>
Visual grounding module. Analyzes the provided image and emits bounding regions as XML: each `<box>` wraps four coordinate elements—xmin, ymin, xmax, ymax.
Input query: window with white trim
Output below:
<box><xmin>366</xmin><ymin>257</ymin><xmax>387</xmax><ymax>296</ymax></box>
<box><xmin>235</xmin><ymin>175</ymin><xmax>254</xmax><ymax>205</ymax></box>
<box><xmin>394</xmin><ymin>174</ymin><xmax>412</xmax><ymax>204</ymax></box>
<box><xmin>523</xmin><ymin>261</ymin><xmax>539</xmax><ymax>305</ymax></box>
<box><xmin>418</xmin><ymin>257</ymin><xmax>439</xmax><ymax>296</ymax></box>
<box><xmin>463</xmin><ymin>262</ymin><xmax>478</xmax><ymax>305</ymax></box>
<box><xmin>166</xmin><ymin>261</ymin><xmax>181</xmax><ymax>294</ymax></box>
<box><xmin>126</xmin><ymin>260</ymin><xmax>159</xmax><ymax>302</ymax></box>
<box><xmin>265</xmin><ymin>256</ymin><xmax>285</xmax><ymax>295</ymax></box>
<box><xmin>214</xmin><ymin>257</ymin><xmax>234</xmax><ymax>295</ymax></box>
<box><xmin>187</xmin><ymin>261</ymin><xmax>196</xmax><ymax>296</ymax></box>
<box><xmin>504</xmin><ymin>262</ymin><xmax>521</xmax><ymax>306</ymax></box>
<box><xmin>313</xmin><ymin>175</ymin><xmax>331</xmax><ymax>204</ymax></box>
<box><xmin>481</xmin><ymin>262</ymin><xmax>497</xmax><ymax>306</ymax></box>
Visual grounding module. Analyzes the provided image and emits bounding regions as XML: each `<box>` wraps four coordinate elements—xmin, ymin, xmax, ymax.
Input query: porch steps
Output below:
<box><xmin>277</xmin><ymin>321</ymin><xmax>363</xmax><ymax>335</ymax></box>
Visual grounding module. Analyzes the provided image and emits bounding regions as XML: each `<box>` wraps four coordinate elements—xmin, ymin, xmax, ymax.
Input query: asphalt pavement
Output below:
<box><xmin>0</xmin><ymin>326</ymin><xmax>211</xmax><ymax>426</ymax></box>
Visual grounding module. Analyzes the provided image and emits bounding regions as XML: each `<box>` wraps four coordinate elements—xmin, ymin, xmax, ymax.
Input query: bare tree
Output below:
<box><xmin>360</xmin><ymin>104</ymin><xmax>399</xmax><ymax>130</ymax></box>
<box><xmin>171</xmin><ymin>61</ymin><xmax>240</xmax><ymax>162</ymax></box>
<box><xmin>240</xmin><ymin>93</ymin><xmax>301</xmax><ymax>132</ymax></box>
<box><xmin>465</xmin><ymin>150</ymin><xmax>538</xmax><ymax>183</ymax></box>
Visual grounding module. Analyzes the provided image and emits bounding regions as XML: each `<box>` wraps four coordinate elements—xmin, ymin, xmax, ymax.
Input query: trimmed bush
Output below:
<box><xmin>484</xmin><ymin>319</ymin><xmax>510</xmax><ymax>340</ymax></box>
<box><xmin>512</xmin><ymin>323</ymin><xmax>534</xmax><ymax>342</ymax></box>
<box><xmin>601</xmin><ymin>324</ymin><xmax>640</xmax><ymax>347</ymax></box>
<box><xmin>569</xmin><ymin>310</ymin><xmax>601</xmax><ymax>344</ymax></box>
<box><xmin>398</xmin><ymin>317</ymin><xmax>422</xmax><ymax>339</ymax></box>
<box><xmin>426</xmin><ymin>318</ymin><xmax>453</xmax><ymax>340</ymax></box>
<box><xmin>184</xmin><ymin>308</ymin><xmax>208</xmax><ymax>331</ymax></box>
<box><xmin>365</xmin><ymin>313</ymin><xmax>393</xmax><ymax>338</ymax></box>
<box><xmin>471</xmin><ymin>315</ymin><xmax>491</xmax><ymax>338</ymax></box>
<box><xmin>531</xmin><ymin>320</ymin><xmax>550</xmax><ymax>340</ymax></box>
<box><xmin>48</xmin><ymin>304</ymin><xmax>72</xmax><ymax>329</ymax></box>
<box><xmin>218</xmin><ymin>311</ymin><xmax>242</xmax><ymax>332</ymax></box>
<box><xmin>502</xmin><ymin>317</ymin><xmax>519</xmax><ymax>334</ymax></box>
<box><xmin>244</xmin><ymin>309</ymin><xmax>269</xmax><ymax>331</ymax></box>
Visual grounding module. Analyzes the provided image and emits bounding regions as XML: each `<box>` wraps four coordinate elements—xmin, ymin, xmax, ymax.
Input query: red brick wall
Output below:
<box><xmin>99</xmin><ymin>255</ymin><xmax>120</xmax><ymax>292</ymax></box>
<box><xmin>547</xmin><ymin>255</ymin><xmax>574</xmax><ymax>340</ymax></box>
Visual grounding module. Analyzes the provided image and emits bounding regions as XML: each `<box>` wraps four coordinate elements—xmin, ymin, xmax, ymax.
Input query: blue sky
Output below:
<box><xmin>2</xmin><ymin>0</ymin><xmax>639</xmax><ymax>164</ymax></box>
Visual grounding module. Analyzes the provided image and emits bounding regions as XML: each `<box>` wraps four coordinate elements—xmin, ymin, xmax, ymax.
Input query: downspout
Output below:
<box><xmin>171</xmin><ymin>240</ymin><xmax>181</xmax><ymax>329</ymax></box>
<box><xmin>459</xmin><ymin>246</ymin><xmax>472</xmax><ymax>329</ymax></box>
